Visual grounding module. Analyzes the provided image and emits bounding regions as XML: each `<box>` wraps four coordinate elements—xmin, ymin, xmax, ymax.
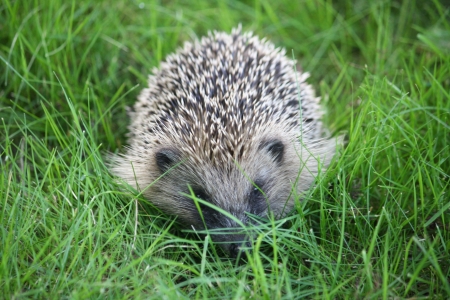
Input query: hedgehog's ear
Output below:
<box><xmin>155</xmin><ymin>148</ymin><xmax>180</xmax><ymax>173</ymax></box>
<box><xmin>260</xmin><ymin>139</ymin><xmax>284</xmax><ymax>164</ymax></box>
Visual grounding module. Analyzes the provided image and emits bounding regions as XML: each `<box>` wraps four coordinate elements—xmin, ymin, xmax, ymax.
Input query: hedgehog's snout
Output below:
<box><xmin>228</xmin><ymin>240</ymin><xmax>252</xmax><ymax>259</ymax></box>
<box><xmin>216</xmin><ymin>233</ymin><xmax>252</xmax><ymax>258</ymax></box>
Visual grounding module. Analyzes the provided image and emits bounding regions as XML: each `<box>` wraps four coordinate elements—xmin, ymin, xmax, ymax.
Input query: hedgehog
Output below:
<box><xmin>109</xmin><ymin>26</ymin><xmax>338</xmax><ymax>257</ymax></box>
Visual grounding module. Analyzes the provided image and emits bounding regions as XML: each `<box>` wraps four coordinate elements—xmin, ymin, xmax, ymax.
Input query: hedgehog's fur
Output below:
<box><xmin>109</xmin><ymin>26</ymin><xmax>338</xmax><ymax>257</ymax></box>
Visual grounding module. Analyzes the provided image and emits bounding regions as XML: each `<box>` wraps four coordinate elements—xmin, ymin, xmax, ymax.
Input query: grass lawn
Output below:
<box><xmin>1</xmin><ymin>0</ymin><xmax>449</xmax><ymax>298</ymax></box>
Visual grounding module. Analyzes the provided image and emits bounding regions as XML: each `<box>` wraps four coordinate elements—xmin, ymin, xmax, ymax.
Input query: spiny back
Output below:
<box><xmin>128</xmin><ymin>27</ymin><xmax>324</xmax><ymax>165</ymax></box>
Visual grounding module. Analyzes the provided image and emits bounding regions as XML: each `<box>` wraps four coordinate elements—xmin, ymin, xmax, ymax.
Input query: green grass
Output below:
<box><xmin>1</xmin><ymin>0</ymin><xmax>449</xmax><ymax>298</ymax></box>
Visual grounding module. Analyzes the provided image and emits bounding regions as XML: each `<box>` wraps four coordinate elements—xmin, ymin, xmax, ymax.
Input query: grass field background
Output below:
<box><xmin>1</xmin><ymin>0</ymin><xmax>449</xmax><ymax>298</ymax></box>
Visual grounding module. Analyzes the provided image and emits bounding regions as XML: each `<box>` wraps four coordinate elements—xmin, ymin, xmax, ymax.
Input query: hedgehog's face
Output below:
<box><xmin>149</xmin><ymin>136</ymin><xmax>311</xmax><ymax>257</ymax></box>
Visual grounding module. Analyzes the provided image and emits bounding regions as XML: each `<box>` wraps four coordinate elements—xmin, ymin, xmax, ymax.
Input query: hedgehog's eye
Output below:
<box><xmin>249</xmin><ymin>181</ymin><xmax>267</xmax><ymax>214</ymax></box>
<box><xmin>155</xmin><ymin>148</ymin><xmax>180</xmax><ymax>173</ymax></box>
<box><xmin>192</xmin><ymin>188</ymin><xmax>209</xmax><ymax>201</ymax></box>
<box><xmin>191</xmin><ymin>189</ymin><xmax>217</xmax><ymax>222</ymax></box>
<box><xmin>251</xmin><ymin>186</ymin><xmax>263</xmax><ymax>198</ymax></box>
<box><xmin>249</xmin><ymin>181</ymin><xmax>265</xmax><ymax>202</ymax></box>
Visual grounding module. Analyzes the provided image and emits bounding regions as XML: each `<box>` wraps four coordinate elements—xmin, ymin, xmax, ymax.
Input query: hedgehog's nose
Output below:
<box><xmin>229</xmin><ymin>240</ymin><xmax>251</xmax><ymax>259</ymax></box>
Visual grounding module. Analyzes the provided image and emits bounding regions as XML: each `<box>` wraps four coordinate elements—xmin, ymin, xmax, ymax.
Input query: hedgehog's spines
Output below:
<box><xmin>109</xmin><ymin>27</ymin><xmax>338</xmax><ymax>256</ymax></box>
